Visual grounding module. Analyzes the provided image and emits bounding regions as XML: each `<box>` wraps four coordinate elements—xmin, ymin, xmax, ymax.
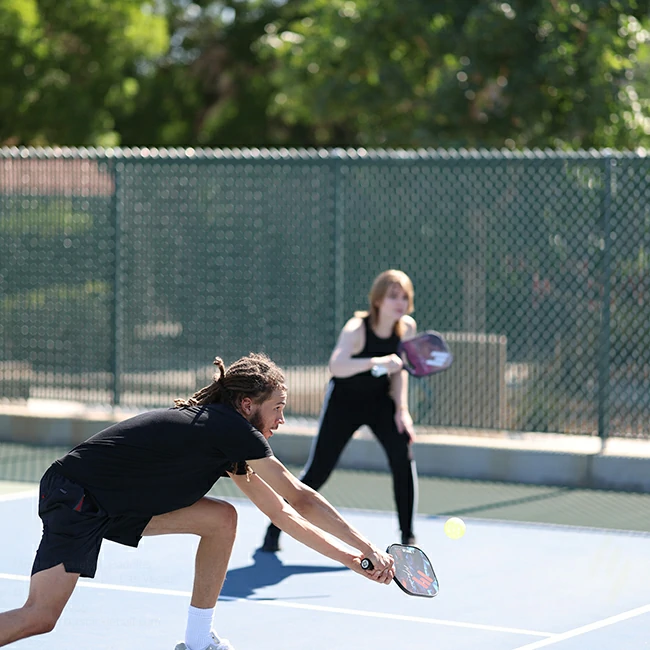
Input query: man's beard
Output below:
<box><xmin>249</xmin><ymin>408</ymin><xmax>265</xmax><ymax>434</ymax></box>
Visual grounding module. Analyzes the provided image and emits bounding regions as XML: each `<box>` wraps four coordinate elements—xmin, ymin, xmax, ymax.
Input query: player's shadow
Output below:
<box><xmin>220</xmin><ymin>549</ymin><xmax>348</xmax><ymax>600</ymax></box>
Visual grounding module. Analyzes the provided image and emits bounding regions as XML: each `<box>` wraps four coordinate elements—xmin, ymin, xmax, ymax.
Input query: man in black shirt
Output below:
<box><xmin>0</xmin><ymin>353</ymin><xmax>395</xmax><ymax>650</ymax></box>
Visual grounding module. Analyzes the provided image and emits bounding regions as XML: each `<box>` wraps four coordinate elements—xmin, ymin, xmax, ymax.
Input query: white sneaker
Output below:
<box><xmin>174</xmin><ymin>631</ymin><xmax>235</xmax><ymax>650</ymax></box>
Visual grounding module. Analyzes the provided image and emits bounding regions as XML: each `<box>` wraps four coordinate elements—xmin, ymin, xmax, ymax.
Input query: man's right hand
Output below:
<box><xmin>351</xmin><ymin>549</ymin><xmax>395</xmax><ymax>584</ymax></box>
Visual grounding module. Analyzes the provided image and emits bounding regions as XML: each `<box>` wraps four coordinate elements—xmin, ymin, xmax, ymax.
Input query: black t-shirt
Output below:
<box><xmin>52</xmin><ymin>404</ymin><xmax>273</xmax><ymax>517</ymax></box>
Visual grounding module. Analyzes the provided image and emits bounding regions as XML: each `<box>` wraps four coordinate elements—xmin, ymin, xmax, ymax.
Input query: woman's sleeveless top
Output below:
<box><xmin>332</xmin><ymin>316</ymin><xmax>400</xmax><ymax>400</ymax></box>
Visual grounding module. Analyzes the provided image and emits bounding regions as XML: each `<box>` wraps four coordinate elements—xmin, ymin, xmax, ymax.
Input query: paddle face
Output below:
<box><xmin>398</xmin><ymin>331</ymin><xmax>453</xmax><ymax>377</ymax></box>
<box><xmin>388</xmin><ymin>543</ymin><xmax>439</xmax><ymax>598</ymax></box>
<box><xmin>361</xmin><ymin>544</ymin><xmax>439</xmax><ymax>598</ymax></box>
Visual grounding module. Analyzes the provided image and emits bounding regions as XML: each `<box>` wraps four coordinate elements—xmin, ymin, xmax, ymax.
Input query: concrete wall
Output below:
<box><xmin>1</xmin><ymin>407</ymin><xmax>649</xmax><ymax>493</ymax></box>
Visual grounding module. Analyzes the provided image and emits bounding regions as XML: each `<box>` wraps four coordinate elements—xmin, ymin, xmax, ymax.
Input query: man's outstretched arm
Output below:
<box><xmin>246</xmin><ymin>457</ymin><xmax>390</xmax><ymax>563</ymax></box>
<box><xmin>229</xmin><ymin>465</ymin><xmax>394</xmax><ymax>582</ymax></box>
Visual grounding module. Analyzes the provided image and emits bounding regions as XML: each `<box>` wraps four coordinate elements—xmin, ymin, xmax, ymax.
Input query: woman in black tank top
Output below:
<box><xmin>262</xmin><ymin>270</ymin><xmax>419</xmax><ymax>551</ymax></box>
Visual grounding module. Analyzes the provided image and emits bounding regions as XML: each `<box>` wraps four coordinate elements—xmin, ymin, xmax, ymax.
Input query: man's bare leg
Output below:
<box><xmin>0</xmin><ymin>498</ymin><xmax>236</xmax><ymax>647</ymax></box>
<box><xmin>143</xmin><ymin>496</ymin><xmax>237</xmax><ymax>607</ymax></box>
<box><xmin>0</xmin><ymin>563</ymin><xmax>79</xmax><ymax>647</ymax></box>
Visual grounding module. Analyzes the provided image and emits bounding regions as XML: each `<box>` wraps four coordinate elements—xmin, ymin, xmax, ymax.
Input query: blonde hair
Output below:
<box><xmin>355</xmin><ymin>269</ymin><xmax>414</xmax><ymax>338</ymax></box>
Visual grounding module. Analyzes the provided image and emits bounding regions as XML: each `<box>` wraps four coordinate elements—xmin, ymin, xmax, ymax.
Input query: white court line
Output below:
<box><xmin>511</xmin><ymin>603</ymin><xmax>650</xmax><ymax>649</ymax></box>
<box><xmin>0</xmin><ymin>489</ymin><xmax>36</xmax><ymax>502</ymax></box>
<box><xmin>0</xmin><ymin>573</ymin><xmax>192</xmax><ymax>599</ymax></box>
<box><xmin>0</xmin><ymin>573</ymin><xmax>551</xmax><ymax>638</ymax></box>
<box><xmin>226</xmin><ymin>598</ymin><xmax>552</xmax><ymax>637</ymax></box>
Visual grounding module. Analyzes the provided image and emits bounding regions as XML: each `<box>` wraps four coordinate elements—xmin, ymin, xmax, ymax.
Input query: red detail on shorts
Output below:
<box><xmin>73</xmin><ymin>495</ymin><xmax>85</xmax><ymax>512</ymax></box>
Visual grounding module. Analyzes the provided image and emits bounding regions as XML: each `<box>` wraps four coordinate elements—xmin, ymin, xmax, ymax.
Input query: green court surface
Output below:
<box><xmin>4</xmin><ymin>440</ymin><xmax>648</xmax><ymax>534</ymax></box>
<box><xmin>209</xmin><ymin>466</ymin><xmax>650</xmax><ymax>535</ymax></box>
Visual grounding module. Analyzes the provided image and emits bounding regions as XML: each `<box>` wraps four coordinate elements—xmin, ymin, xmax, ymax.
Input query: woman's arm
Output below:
<box><xmin>329</xmin><ymin>316</ymin><xmax>402</xmax><ymax>378</ymax></box>
<box><xmin>390</xmin><ymin>316</ymin><xmax>417</xmax><ymax>441</ymax></box>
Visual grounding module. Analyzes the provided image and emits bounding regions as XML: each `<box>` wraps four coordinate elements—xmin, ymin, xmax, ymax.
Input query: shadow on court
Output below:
<box><xmin>220</xmin><ymin>548</ymin><xmax>348</xmax><ymax>599</ymax></box>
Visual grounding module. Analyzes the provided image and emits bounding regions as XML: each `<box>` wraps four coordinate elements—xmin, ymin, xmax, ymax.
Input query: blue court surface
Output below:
<box><xmin>2</xmin><ymin>488</ymin><xmax>650</xmax><ymax>650</ymax></box>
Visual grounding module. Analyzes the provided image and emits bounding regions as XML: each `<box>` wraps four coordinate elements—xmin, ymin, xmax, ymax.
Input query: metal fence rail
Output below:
<box><xmin>1</xmin><ymin>147</ymin><xmax>649</xmax><ymax>440</ymax></box>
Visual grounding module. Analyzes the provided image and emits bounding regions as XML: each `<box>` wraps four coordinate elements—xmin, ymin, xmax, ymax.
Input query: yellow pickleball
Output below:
<box><xmin>444</xmin><ymin>517</ymin><xmax>466</xmax><ymax>539</ymax></box>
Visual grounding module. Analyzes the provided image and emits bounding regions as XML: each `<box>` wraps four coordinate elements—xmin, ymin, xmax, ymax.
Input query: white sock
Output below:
<box><xmin>185</xmin><ymin>605</ymin><xmax>219</xmax><ymax>650</ymax></box>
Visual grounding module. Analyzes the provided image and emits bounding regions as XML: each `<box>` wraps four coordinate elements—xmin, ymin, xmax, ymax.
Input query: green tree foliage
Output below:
<box><xmin>257</xmin><ymin>0</ymin><xmax>650</xmax><ymax>148</ymax></box>
<box><xmin>114</xmin><ymin>0</ymin><xmax>300</xmax><ymax>147</ymax></box>
<box><xmin>0</xmin><ymin>0</ymin><xmax>168</xmax><ymax>146</ymax></box>
<box><xmin>2</xmin><ymin>0</ymin><xmax>649</xmax><ymax>149</ymax></box>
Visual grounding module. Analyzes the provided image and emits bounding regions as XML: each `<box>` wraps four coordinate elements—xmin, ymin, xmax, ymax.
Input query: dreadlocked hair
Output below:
<box><xmin>174</xmin><ymin>352</ymin><xmax>286</xmax><ymax>410</ymax></box>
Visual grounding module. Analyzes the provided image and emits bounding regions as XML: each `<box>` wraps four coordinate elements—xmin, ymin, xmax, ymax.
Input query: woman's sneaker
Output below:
<box><xmin>261</xmin><ymin>523</ymin><xmax>281</xmax><ymax>552</ymax></box>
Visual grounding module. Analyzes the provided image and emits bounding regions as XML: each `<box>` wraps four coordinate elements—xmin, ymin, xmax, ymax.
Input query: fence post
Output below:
<box><xmin>597</xmin><ymin>154</ymin><xmax>614</xmax><ymax>444</ymax></box>
<box><xmin>332</xmin><ymin>149</ymin><xmax>345</xmax><ymax>338</ymax></box>
<box><xmin>110</xmin><ymin>160</ymin><xmax>123</xmax><ymax>407</ymax></box>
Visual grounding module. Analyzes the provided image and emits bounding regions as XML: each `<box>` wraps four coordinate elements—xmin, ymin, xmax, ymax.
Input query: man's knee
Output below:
<box><xmin>222</xmin><ymin>501</ymin><xmax>237</xmax><ymax>530</ymax></box>
<box><xmin>206</xmin><ymin>499</ymin><xmax>237</xmax><ymax>536</ymax></box>
<box><xmin>21</xmin><ymin>603</ymin><xmax>60</xmax><ymax>636</ymax></box>
<box><xmin>30</xmin><ymin>615</ymin><xmax>57</xmax><ymax>636</ymax></box>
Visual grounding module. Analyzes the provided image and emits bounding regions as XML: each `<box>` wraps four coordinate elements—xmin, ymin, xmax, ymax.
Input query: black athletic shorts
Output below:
<box><xmin>32</xmin><ymin>466</ymin><xmax>152</xmax><ymax>578</ymax></box>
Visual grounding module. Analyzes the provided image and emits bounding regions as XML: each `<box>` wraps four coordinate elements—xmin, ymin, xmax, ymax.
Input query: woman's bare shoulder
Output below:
<box><xmin>343</xmin><ymin>314</ymin><xmax>366</xmax><ymax>333</ymax></box>
<box><xmin>400</xmin><ymin>315</ymin><xmax>417</xmax><ymax>338</ymax></box>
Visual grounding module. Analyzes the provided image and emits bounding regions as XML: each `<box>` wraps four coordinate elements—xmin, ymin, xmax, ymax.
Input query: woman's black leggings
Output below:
<box><xmin>299</xmin><ymin>384</ymin><xmax>417</xmax><ymax>538</ymax></box>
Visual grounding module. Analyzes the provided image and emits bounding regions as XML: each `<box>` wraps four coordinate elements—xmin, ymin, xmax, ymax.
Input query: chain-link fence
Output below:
<box><xmin>1</xmin><ymin>147</ymin><xmax>649</xmax><ymax>439</ymax></box>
